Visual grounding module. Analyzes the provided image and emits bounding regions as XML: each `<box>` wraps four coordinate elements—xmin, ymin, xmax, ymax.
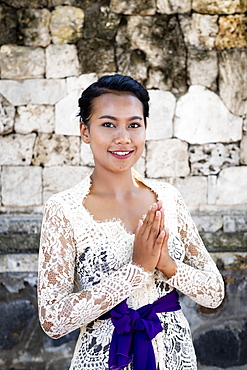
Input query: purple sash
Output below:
<box><xmin>100</xmin><ymin>289</ymin><xmax>181</xmax><ymax>370</ymax></box>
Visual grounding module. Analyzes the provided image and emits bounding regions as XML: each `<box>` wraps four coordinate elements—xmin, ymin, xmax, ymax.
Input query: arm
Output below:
<box><xmin>165</xmin><ymin>190</ymin><xmax>225</xmax><ymax>309</ymax></box>
<box><xmin>38</xmin><ymin>199</ymin><xmax>151</xmax><ymax>339</ymax></box>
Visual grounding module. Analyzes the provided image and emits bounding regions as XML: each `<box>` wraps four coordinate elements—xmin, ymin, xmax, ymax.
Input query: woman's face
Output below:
<box><xmin>80</xmin><ymin>92</ymin><xmax>146</xmax><ymax>174</ymax></box>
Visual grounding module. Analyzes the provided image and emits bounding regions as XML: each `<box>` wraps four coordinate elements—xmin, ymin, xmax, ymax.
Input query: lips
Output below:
<box><xmin>109</xmin><ymin>150</ymin><xmax>134</xmax><ymax>159</ymax></box>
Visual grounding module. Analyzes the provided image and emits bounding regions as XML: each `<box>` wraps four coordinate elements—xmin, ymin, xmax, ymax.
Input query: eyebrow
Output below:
<box><xmin>98</xmin><ymin>115</ymin><xmax>143</xmax><ymax>121</ymax></box>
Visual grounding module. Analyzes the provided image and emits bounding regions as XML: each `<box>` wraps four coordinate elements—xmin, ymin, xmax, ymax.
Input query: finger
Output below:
<box><xmin>147</xmin><ymin>209</ymin><xmax>162</xmax><ymax>241</ymax></box>
<box><xmin>159</xmin><ymin>206</ymin><xmax>165</xmax><ymax>233</ymax></box>
<box><xmin>140</xmin><ymin>204</ymin><xmax>157</xmax><ymax>237</ymax></box>
<box><xmin>154</xmin><ymin>229</ymin><xmax>166</xmax><ymax>251</ymax></box>
<box><xmin>135</xmin><ymin>219</ymin><xmax>143</xmax><ymax>236</ymax></box>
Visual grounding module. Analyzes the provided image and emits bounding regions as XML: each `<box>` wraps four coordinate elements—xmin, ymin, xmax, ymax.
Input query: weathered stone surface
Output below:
<box><xmin>174</xmin><ymin>86</ymin><xmax>243</xmax><ymax>144</ymax></box>
<box><xmin>0</xmin><ymin>253</ymin><xmax>38</xmax><ymax>272</ymax></box>
<box><xmin>187</xmin><ymin>49</ymin><xmax>217</xmax><ymax>89</ymax></box>
<box><xmin>240</xmin><ymin>134</ymin><xmax>247</xmax><ymax>165</ymax></box>
<box><xmin>208</xmin><ymin>175</ymin><xmax>217</xmax><ymax>204</ymax></box>
<box><xmin>77</xmin><ymin>38</ymin><xmax>115</xmax><ymax>74</ymax></box>
<box><xmin>0</xmin><ymin>5</ymin><xmax>17</xmax><ymax>45</ymax></box>
<box><xmin>46</xmin><ymin>44</ymin><xmax>79</xmax><ymax>79</ymax></box>
<box><xmin>192</xmin><ymin>214</ymin><xmax>223</xmax><ymax>232</ymax></box>
<box><xmin>80</xmin><ymin>142</ymin><xmax>94</xmax><ymax>166</ymax></box>
<box><xmin>201</xmin><ymin>231</ymin><xmax>247</xmax><ymax>252</ymax></box>
<box><xmin>0</xmin><ymin>79</ymin><xmax>66</xmax><ymax>106</ymax></box>
<box><xmin>167</xmin><ymin>176</ymin><xmax>207</xmax><ymax>207</ymax></box>
<box><xmin>189</xmin><ymin>143</ymin><xmax>240</xmax><ymax>176</ymax></box>
<box><xmin>32</xmin><ymin>133</ymin><xmax>80</xmax><ymax>166</ymax></box>
<box><xmin>55</xmin><ymin>90</ymin><xmax>81</xmax><ymax>136</ymax></box>
<box><xmin>192</xmin><ymin>0</ymin><xmax>247</xmax><ymax>15</ymax></box>
<box><xmin>66</xmin><ymin>73</ymin><xmax>97</xmax><ymax>94</ymax></box>
<box><xmin>83</xmin><ymin>4</ymin><xmax>121</xmax><ymax>40</ymax></box>
<box><xmin>50</xmin><ymin>6</ymin><xmax>84</xmax><ymax>44</ymax></box>
<box><xmin>0</xmin><ymin>95</ymin><xmax>15</xmax><ymax>134</ymax></box>
<box><xmin>146</xmin><ymin>90</ymin><xmax>175</xmax><ymax>140</ymax></box>
<box><xmin>43</xmin><ymin>165</ymin><xmax>86</xmax><ymax>202</ymax></box>
<box><xmin>180</xmin><ymin>13</ymin><xmax>218</xmax><ymax>50</ymax></box>
<box><xmin>223</xmin><ymin>215</ymin><xmax>247</xmax><ymax>233</ymax></box>
<box><xmin>116</xmin><ymin>15</ymin><xmax>187</xmax><ymax>94</ymax></box>
<box><xmin>2</xmin><ymin>166</ymin><xmax>42</xmax><ymax>206</ymax></box>
<box><xmin>2</xmin><ymin>0</ymin><xmax>47</xmax><ymax>7</ymax></box>
<box><xmin>146</xmin><ymin>139</ymin><xmax>190</xmax><ymax>178</ymax></box>
<box><xmin>216</xmin><ymin>167</ymin><xmax>247</xmax><ymax>205</ymax></box>
<box><xmin>219</xmin><ymin>49</ymin><xmax>247</xmax><ymax>116</ymax></box>
<box><xmin>157</xmin><ymin>0</ymin><xmax>191</xmax><ymax>14</ymax></box>
<box><xmin>0</xmin><ymin>134</ymin><xmax>36</xmax><ymax>166</ymax></box>
<box><xmin>17</xmin><ymin>8</ymin><xmax>51</xmax><ymax>47</ymax></box>
<box><xmin>15</xmin><ymin>105</ymin><xmax>54</xmax><ymax>134</ymax></box>
<box><xmin>216</xmin><ymin>14</ymin><xmax>247</xmax><ymax>50</ymax></box>
<box><xmin>0</xmin><ymin>45</ymin><xmax>45</xmax><ymax>79</ymax></box>
<box><xmin>110</xmin><ymin>0</ymin><xmax>156</xmax><ymax>15</ymax></box>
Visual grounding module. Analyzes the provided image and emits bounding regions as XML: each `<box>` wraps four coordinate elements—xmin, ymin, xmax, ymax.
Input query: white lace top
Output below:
<box><xmin>38</xmin><ymin>171</ymin><xmax>224</xmax><ymax>370</ymax></box>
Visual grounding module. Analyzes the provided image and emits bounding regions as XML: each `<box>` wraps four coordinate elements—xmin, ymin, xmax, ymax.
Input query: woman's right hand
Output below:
<box><xmin>132</xmin><ymin>203</ymin><xmax>166</xmax><ymax>273</ymax></box>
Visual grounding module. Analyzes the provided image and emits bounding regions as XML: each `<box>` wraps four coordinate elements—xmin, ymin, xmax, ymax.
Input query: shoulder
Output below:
<box><xmin>144</xmin><ymin>177</ymin><xmax>181</xmax><ymax>200</ymax></box>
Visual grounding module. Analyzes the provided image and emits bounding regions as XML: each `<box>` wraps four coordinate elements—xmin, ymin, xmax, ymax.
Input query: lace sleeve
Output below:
<box><xmin>166</xmin><ymin>190</ymin><xmax>225</xmax><ymax>309</ymax></box>
<box><xmin>38</xmin><ymin>199</ymin><xmax>151</xmax><ymax>339</ymax></box>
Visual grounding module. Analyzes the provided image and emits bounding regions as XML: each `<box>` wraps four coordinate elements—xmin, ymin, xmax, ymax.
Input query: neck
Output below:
<box><xmin>90</xmin><ymin>167</ymin><xmax>138</xmax><ymax>198</ymax></box>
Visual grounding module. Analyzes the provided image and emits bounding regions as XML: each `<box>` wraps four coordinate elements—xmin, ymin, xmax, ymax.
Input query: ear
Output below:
<box><xmin>80</xmin><ymin>122</ymin><xmax>90</xmax><ymax>144</ymax></box>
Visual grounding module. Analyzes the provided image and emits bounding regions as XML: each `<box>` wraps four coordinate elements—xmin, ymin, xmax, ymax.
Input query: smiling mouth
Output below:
<box><xmin>109</xmin><ymin>150</ymin><xmax>134</xmax><ymax>158</ymax></box>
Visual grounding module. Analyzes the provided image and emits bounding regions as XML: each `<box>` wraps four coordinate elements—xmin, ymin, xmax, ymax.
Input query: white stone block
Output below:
<box><xmin>216</xmin><ymin>167</ymin><xmax>247</xmax><ymax>205</ymax></box>
<box><xmin>67</xmin><ymin>73</ymin><xmax>97</xmax><ymax>93</ymax></box>
<box><xmin>0</xmin><ymin>79</ymin><xmax>66</xmax><ymax>106</ymax></box>
<box><xmin>46</xmin><ymin>44</ymin><xmax>80</xmax><ymax>79</ymax></box>
<box><xmin>146</xmin><ymin>139</ymin><xmax>190</xmax><ymax>178</ymax></box>
<box><xmin>208</xmin><ymin>175</ymin><xmax>217</xmax><ymax>204</ymax></box>
<box><xmin>0</xmin><ymin>95</ymin><xmax>15</xmax><ymax>134</ymax></box>
<box><xmin>15</xmin><ymin>105</ymin><xmax>54</xmax><ymax>134</ymax></box>
<box><xmin>43</xmin><ymin>165</ymin><xmax>88</xmax><ymax>203</ymax></box>
<box><xmin>80</xmin><ymin>142</ymin><xmax>95</xmax><ymax>167</ymax></box>
<box><xmin>0</xmin><ymin>133</ymin><xmax>36</xmax><ymax>165</ymax></box>
<box><xmin>157</xmin><ymin>0</ymin><xmax>191</xmax><ymax>14</ymax></box>
<box><xmin>180</xmin><ymin>13</ymin><xmax>218</xmax><ymax>50</ymax></box>
<box><xmin>146</xmin><ymin>90</ymin><xmax>175</xmax><ymax>140</ymax></box>
<box><xmin>187</xmin><ymin>50</ymin><xmax>217</xmax><ymax>89</ymax></box>
<box><xmin>0</xmin><ymin>45</ymin><xmax>45</xmax><ymax>79</ymax></box>
<box><xmin>55</xmin><ymin>90</ymin><xmax>81</xmax><ymax>136</ymax></box>
<box><xmin>174</xmin><ymin>85</ymin><xmax>242</xmax><ymax>144</ymax></box>
<box><xmin>167</xmin><ymin>176</ymin><xmax>207</xmax><ymax>207</ymax></box>
<box><xmin>2</xmin><ymin>166</ymin><xmax>42</xmax><ymax>206</ymax></box>
<box><xmin>240</xmin><ymin>134</ymin><xmax>247</xmax><ymax>165</ymax></box>
<box><xmin>6</xmin><ymin>254</ymin><xmax>38</xmax><ymax>272</ymax></box>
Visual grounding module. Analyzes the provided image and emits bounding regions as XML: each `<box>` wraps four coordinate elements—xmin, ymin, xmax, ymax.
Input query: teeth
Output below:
<box><xmin>111</xmin><ymin>151</ymin><xmax>130</xmax><ymax>156</ymax></box>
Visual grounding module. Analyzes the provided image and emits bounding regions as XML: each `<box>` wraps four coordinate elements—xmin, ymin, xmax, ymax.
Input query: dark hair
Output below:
<box><xmin>78</xmin><ymin>74</ymin><xmax>149</xmax><ymax>127</ymax></box>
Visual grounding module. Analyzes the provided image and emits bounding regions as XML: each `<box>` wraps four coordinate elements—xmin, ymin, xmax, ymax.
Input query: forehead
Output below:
<box><xmin>91</xmin><ymin>92</ymin><xmax>144</xmax><ymax>117</ymax></box>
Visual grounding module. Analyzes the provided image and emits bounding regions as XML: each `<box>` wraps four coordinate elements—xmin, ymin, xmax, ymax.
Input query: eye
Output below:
<box><xmin>129</xmin><ymin>122</ymin><xmax>141</xmax><ymax>128</ymax></box>
<box><xmin>102</xmin><ymin>122</ymin><xmax>115</xmax><ymax>128</ymax></box>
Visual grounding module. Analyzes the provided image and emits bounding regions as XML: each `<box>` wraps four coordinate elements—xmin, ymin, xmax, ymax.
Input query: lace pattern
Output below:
<box><xmin>38</xmin><ymin>173</ymin><xmax>224</xmax><ymax>369</ymax></box>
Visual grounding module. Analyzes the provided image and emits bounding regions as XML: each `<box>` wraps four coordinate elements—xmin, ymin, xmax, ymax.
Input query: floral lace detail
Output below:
<box><xmin>38</xmin><ymin>173</ymin><xmax>224</xmax><ymax>370</ymax></box>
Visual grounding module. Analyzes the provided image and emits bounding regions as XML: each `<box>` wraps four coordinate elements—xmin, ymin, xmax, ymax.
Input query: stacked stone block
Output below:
<box><xmin>0</xmin><ymin>0</ymin><xmax>247</xmax><ymax>369</ymax></box>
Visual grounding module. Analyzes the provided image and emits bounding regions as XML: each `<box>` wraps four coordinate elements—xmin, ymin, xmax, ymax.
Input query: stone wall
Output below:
<box><xmin>0</xmin><ymin>0</ymin><xmax>247</xmax><ymax>369</ymax></box>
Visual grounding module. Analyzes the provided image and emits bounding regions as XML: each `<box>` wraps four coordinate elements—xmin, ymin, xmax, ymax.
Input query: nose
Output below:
<box><xmin>114</xmin><ymin>127</ymin><xmax>131</xmax><ymax>144</ymax></box>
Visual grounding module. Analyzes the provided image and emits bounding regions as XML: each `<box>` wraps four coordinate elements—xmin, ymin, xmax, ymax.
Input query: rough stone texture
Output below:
<box><xmin>2</xmin><ymin>0</ymin><xmax>48</xmax><ymax>8</ymax></box>
<box><xmin>46</xmin><ymin>44</ymin><xmax>80</xmax><ymax>79</ymax></box>
<box><xmin>179</xmin><ymin>13</ymin><xmax>218</xmax><ymax>51</ymax></box>
<box><xmin>0</xmin><ymin>5</ymin><xmax>17</xmax><ymax>45</ymax></box>
<box><xmin>110</xmin><ymin>0</ymin><xmax>156</xmax><ymax>15</ymax></box>
<box><xmin>0</xmin><ymin>45</ymin><xmax>45</xmax><ymax>79</ymax></box>
<box><xmin>77</xmin><ymin>38</ymin><xmax>115</xmax><ymax>74</ymax></box>
<box><xmin>240</xmin><ymin>134</ymin><xmax>247</xmax><ymax>165</ymax></box>
<box><xmin>146</xmin><ymin>139</ymin><xmax>190</xmax><ymax>178</ymax></box>
<box><xmin>116</xmin><ymin>15</ymin><xmax>187</xmax><ymax>94</ymax></box>
<box><xmin>32</xmin><ymin>133</ymin><xmax>80</xmax><ymax>167</ymax></box>
<box><xmin>192</xmin><ymin>0</ymin><xmax>247</xmax><ymax>15</ymax></box>
<box><xmin>0</xmin><ymin>79</ymin><xmax>66</xmax><ymax>106</ymax></box>
<box><xmin>15</xmin><ymin>105</ymin><xmax>55</xmax><ymax>134</ymax></box>
<box><xmin>17</xmin><ymin>8</ymin><xmax>51</xmax><ymax>47</ymax></box>
<box><xmin>167</xmin><ymin>176</ymin><xmax>207</xmax><ymax>207</ymax></box>
<box><xmin>0</xmin><ymin>253</ymin><xmax>38</xmax><ymax>273</ymax></box>
<box><xmin>0</xmin><ymin>134</ymin><xmax>36</xmax><ymax>166</ymax></box>
<box><xmin>50</xmin><ymin>6</ymin><xmax>84</xmax><ymax>44</ymax></box>
<box><xmin>1</xmin><ymin>166</ymin><xmax>42</xmax><ymax>207</ymax></box>
<box><xmin>43</xmin><ymin>165</ymin><xmax>86</xmax><ymax>202</ymax></box>
<box><xmin>216</xmin><ymin>14</ymin><xmax>247</xmax><ymax>50</ymax></box>
<box><xmin>187</xmin><ymin>49</ymin><xmax>218</xmax><ymax>89</ymax></box>
<box><xmin>174</xmin><ymin>86</ymin><xmax>243</xmax><ymax>144</ymax></box>
<box><xmin>146</xmin><ymin>90</ymin><xmax>175</xmax><ymax>140</ymax></box>
<box><xmin>216</xmin><ymin>167</ymin><xmax>247</xmax><ymax>205</ymax></box>
<box><xmin>207</xmin><ymin>175</ymin><xmax>217</xmax><ymax>204</ymax></box>
<box><xmin>66</xmin><ymin>73</ymin><xmax>97</xmax><ymax>94</ymax></box>
<box><xmin>55</xmin><ymin>90</ymin><xmax>81</xmax><ymax>136</ymax></box>
<box><xmin>219</xmin><ymin>49</ymin><xmax>247</xmax><ymax>116</ymax></box>
<box><xmin>0</xmin><ymin>95</ymin><xmax>15</xmax><ymax>134</ymax></box>
<box><xmin>83</xmin><ymin>4</ymin><xmax>121</xmax><ymax>40</ymax></box>
<box><xmin>157</xmin><ymin>0</ymin><xmax>191</xmax><ymax>14</ymax></box>
<box><xmin>189</xmin><ymin>143</ymin><xmax>240</xmax><ymax>176</ymax></box>
<box><xmin>192</xmin><ymin>214</ymin><xmax>223</xmax><ymax>233</ymax></box>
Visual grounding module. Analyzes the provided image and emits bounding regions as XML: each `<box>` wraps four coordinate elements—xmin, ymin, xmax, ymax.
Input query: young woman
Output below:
<box><xmin>38</xmin><ymin>74</ymin><xmax>224</xmax><ymax>370</ymax></box>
